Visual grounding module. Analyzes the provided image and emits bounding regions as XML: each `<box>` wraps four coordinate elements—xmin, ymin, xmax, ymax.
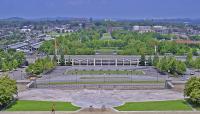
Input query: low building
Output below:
<box><xmin>153</xmin><ymin>26</ymin><xmax>169</xmax><ymax>34</ymax></box>
<box><xmin>30</xmin><ymin>42</ymin><xmax>44</xmax><ymax>52</ymax></box>
<box><xmin>7</xmin><ymin>42</ymin><xmax>28</xmax><ymax>50</ymax></box>
<box><xmin>133</xmin><ymin>26</ymin><xmax>153</xmax><ymax>33</ymax></box>
<box><xmin>20</xmin><ymin>28</ymin><xmax>31</xmax><ymax>33</ymax></box>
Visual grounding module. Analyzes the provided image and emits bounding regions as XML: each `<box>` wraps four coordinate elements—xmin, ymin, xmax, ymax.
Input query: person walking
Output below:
<box><xmin>51</xmin><ymin>103</ymin><xmax>55</xmax><ymax>114</ymax></box>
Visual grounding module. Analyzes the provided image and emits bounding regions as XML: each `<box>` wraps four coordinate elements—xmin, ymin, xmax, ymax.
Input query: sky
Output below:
<box><xmin>0</xmin><ymin>0</ymin><xmax>200</xmax><ymax>19</ymax></box>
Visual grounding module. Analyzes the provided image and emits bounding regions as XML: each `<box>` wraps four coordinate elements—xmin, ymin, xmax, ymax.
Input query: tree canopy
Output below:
<box><xmin>0</xmin><ymin>76</ymin><xmax>17</xmax><ymax>109</ymax></box>
<box><xmin>185</xmin><ymin>77</ymin><xmax>200</xmax><ymax>105</ymax></box>
<box><xmin>0</xmin><ymin>50</ymin><xmax>25</xmax><ymax>72</ymax></box>
<box><xmin>155</xmin><ymin>56</ymin><xmax>186</xmax><ymax>75</ymax></box>
<box><xmin>39</xmin><ymin>30</ymin><xmax>199</xmax><ymax>56</ymax></box>
<box><xmin>26</xmin><ymin>57</ymin><xmax>55</xmax><ymax>75</ymax></box>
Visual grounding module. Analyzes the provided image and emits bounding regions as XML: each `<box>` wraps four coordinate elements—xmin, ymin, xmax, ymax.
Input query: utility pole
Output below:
<box><xmin>54</xmin><ymin>38</ymin><xmax>58</xmax><ymax>56</ymax></box>
<box><xmin>154</xmin><ymin>45</ymin><xmax>157</xmax><ymax>55</ymax></box>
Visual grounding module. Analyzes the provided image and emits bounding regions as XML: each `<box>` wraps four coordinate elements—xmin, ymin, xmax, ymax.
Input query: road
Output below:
<box><xmin>0</xmin><ymin>67</ymin><xmax>27</xmax><ymax>80</ymax></box>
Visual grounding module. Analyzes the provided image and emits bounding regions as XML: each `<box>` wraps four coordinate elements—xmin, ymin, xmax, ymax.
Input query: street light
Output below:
<box><xmin>21</xmin><ymin>70</ymin><xmax>23</xmax><ymax>80</ymax></box>
<box><xmin>104</xmin><ymin>73</ymin><xmax>106</xmax><ymax>83</ymax></box>
<box><xmin>157</xmin><ymin>70</ymin><xmax>159</xmax><ymax>82</ymax></box>
<box><xmin>168</xmin><ymin>70</ymin><xmax>170</xmax><ymax>79</ymax></box>
<box><xmin>76</xmin><ymin>70</ymin><xmax>78</xmax><ymax>84</ymax></box>
<box><xmin>131</xmin><ymin>70</ymin><xmax>133</xmax><ymax>83</ymax></box>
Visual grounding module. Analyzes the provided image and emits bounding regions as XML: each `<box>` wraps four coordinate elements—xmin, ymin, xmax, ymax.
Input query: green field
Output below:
<box><xmin>65</xmin><ymin>70</ymin><xmax>144</xmax><ymax>75</ymax></box>
<box><xmin>115</xmin><ymin>100</ymin><xmax>192</xmax><ymax>111</ymax></box>
<box><xmin>42</xmin><ymin>80</ymin><xmax>164</xmax><ymax>85</ymax></box>
<box><xmin>6</xmin><ymin>100</ymin><xmax>80</xmax><ymax>111</ymax></box>
<box><xmin>96</xmin><ymin>48</ymin><xmax>115</xmax><ymax>53</ymax></box>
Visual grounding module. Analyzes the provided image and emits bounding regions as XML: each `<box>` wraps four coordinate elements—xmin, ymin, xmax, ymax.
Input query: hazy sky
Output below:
<box><xmin>0</xmin><ymin>0</ymin><xmax>200</xmax><ymax>19</ymax></box>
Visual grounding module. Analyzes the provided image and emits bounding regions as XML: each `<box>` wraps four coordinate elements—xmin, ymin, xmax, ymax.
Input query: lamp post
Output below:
<box><xmin>21</xmin><ymin>70</ymin><xmax>23</xmax><ymax>80</ymax></box>
<box><xmin>76</xmin><ymin>70</ymin><xmax>78</xmax><ymax>84</ymax></box>
<box><xmin>168</xmin><ymin>70</ymin><xmax>170</xmax><ymax>79</ymax></box>
<box><xmin>157</xmin><ymin>70</ymin><xmax>159</xmax><ymax>82</ymax></box>
<box><xmin>104</xmin><ymin>73</ymin><xmax>106</xmax><ymax>83</ymax></box>
<box><xmin>131</xmin><ymin>70</ymin><xmax>133</xmax><ymax>83</ymax></box>
<box><xmin>31</xmin><ymin>70</ymin><xmax>34</xmax><ymax>76</ymax></box>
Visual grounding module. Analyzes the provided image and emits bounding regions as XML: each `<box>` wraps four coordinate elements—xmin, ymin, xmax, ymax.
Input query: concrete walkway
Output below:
<box><xmin>18</xmin><ymin>89</ymin><xmax>184</xmax><ymax>108</ymax></box>
<box><xmin>1</xmin><ymin>108</ymin><xmax>200</xmax><ymax>114</ymax></box>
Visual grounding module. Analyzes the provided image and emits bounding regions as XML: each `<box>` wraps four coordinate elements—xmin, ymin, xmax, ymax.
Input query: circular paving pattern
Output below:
<box><xmin>71</xmin><ymin>90</ymin><xmax>123</xmax><ymax>108</ymax></box>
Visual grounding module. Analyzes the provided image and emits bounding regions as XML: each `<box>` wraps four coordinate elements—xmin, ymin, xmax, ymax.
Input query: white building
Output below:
<box><xmin>133</xmin><ymin>26</ymin><xmax>152</xmax><ymax>33</ymax></box>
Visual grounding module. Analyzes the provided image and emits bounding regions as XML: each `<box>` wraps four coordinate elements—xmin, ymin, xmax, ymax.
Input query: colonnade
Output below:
<box><xmin>56</xmin><ymin>58</ymin><xmax>142</xmax><ymax>66</ymax></box>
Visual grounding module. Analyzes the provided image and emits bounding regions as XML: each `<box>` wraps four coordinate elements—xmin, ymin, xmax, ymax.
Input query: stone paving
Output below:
<box><xmin>18</xmin><ymin>89</ymin><xmax>184</xmax><ymax>108</ymax></box>
<box><xmin>1</xmin><ymin>108</ymin><xmax>200</xmax><ymax>114</ymax></box>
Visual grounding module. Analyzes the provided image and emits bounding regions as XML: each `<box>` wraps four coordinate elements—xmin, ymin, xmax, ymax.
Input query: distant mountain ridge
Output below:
<box><xmin>1</xmin><ymin>17</ymin><xmax>200</xmax><ymax>24</ymax></box>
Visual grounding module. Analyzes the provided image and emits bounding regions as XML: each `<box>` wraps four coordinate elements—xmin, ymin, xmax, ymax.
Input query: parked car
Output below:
<box><xmin>190</xmin><ymin>72</ymin><xmax>195</xmax><ymax>75</ymax></box>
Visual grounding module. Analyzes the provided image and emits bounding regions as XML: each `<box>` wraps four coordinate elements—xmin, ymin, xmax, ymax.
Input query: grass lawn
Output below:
<box><xmin>42</xmin><ymin>80</ymin><xmax>164</xmax><ymax>85</ymax></box>
<box><xmin>6</xmin><ymin>100</ymin><xmax>80</xmax><ymax>111</ymax></box>
<box><xmin>65</xmin><ymin>70</ymin><xmax>144</xmax><ymax>75</ymax></box>
<box><xmin>114</xmin><ymin>100</ymin><xmax>192</xmax><ymax>111</ymax></box>
<box><xmin>96</xmin><ymin>48</ymin><xmax>115</xmax><ymax>53</ymax></box>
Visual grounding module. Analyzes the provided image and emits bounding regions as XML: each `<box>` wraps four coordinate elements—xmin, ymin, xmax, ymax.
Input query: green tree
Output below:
<box><xmin>0</xmin><ymin>59</ymin><xmax>2</xmax><ymax>70</ymax></box>
<box><xmin>184</xmin><ymin>77</ymin><xmax>200</xmax><ymax>105</ymax></box>
<box><xmin>176</xmin><ymin>61</ymin><xmax>186</xmax><ymax>75</ymax></box>
<box><xmin>2</xmin><ymin>62</ymin><xmax>8</xmax><ymax>72</ymax></box>
<box><xmin>12</xmin><ymin>59</ymin><xmax>18</xmax><ymax>70</ymax></box>
<box><xmin>14</xmin><ymin>52</ymin><xmax>25</xmax><ymax>66</ymax></box>
<box><xmin>147</xmin><ymin>56</ymin><xmax>153</xmax><ymax>66</ymax></box>
<box><xmin>153</xmin><ymin>54</ymin><xmax>159</xmax><ymax>66</ymax></box>
<box><xmin>167</xmin><ymin>57</ymin><xmax>176</xmax><ymax>74</ymax></box>
<box><xmin>0</xmin><ymin>75</ymin><xmax>17</xmax><ymax>107</ymax></box>
<box><xmin>158</xmin><ymin>56</ymin><xmax>168</xmax><ymax>72</ymax></box>
<box><xmin>140</xmin><ymin>54</ymin><xmax>146</xmax><ymax>66</ymax></box>
<box><xmin>60</xmin><ymin>53</ymin><xmax>65</xmax><ymax>66</ymax></box>
<box><xmin>186</xmin><ymin>50</ymin><xmax>194</xmax><ymax>68</ymax></box>
<box><xmin>194</xmin><ymin>57</ymin><xmax>200</xmax><ymax>71</ymax></box>
<box><xmin>26</xmin><ymin>57</ymin><xmax>55</xmax><ymax>76</ymax></box>
<box><xmin>53</xmin><ymin>54</ymin><xmax>57</xmax><ymax>64</ymax></box>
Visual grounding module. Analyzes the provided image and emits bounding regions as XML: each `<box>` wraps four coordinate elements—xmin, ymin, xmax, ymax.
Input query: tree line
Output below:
<box><xmin>0</xmin><ymin>76</ymin><xmax>17</xmax><ymax>110</ymax></box>
<box><xmin>112</xmin><ymin>30</ymin><xmax>199</xmax><ymax>55</ymax></box>
<box><xmin>186</xmin><ymin>50</ymin><xmax>200</xmax><ymax>70</ymax></box>
<box><xmin>149</xmin><ymin>54</ymin><xmax>186</xmax><ymax>75</ymax></box>
<box><xmin>0</xmin><ymin>50</ymin><xmax>25</xmax><ymax>72</ymax></box>
<box><xmin>185</xmin><ymin>77</ymin><xmax>200</xmax><ymax>105</ymax></box>
<box><xmin>39</xmin><ymin>30</ymin><xmax>199</xmax><ymax>56</ymax></box>
<box><xmin>25</xmin><ymin>57</ymin><xmax>55</xmax><ymax>75</ymax></box>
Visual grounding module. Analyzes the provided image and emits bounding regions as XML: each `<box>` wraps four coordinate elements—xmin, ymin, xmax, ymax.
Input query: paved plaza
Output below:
<box><xmin>18</xmin><ymin>89</ymin><xmax>184</xmax><ymax>108</ymax></box>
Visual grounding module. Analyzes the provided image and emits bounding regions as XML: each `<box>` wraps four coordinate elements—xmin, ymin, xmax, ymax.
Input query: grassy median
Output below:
<box><xmin>65</xmin><ymin>70</ymin><xmax>144</xmax><ymax>75</ymax></box>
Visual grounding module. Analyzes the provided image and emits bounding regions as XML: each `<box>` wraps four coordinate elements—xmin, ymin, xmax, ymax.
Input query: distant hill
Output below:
<box><xmin>0</xmin><ymin>17</ymin><xmax>26</xmax><ymax>21</ymax></box>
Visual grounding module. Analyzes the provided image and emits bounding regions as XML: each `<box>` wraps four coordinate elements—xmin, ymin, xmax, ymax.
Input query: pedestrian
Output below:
<box><xmin>51</xmin><ymin>103</ymin><xmax>55</xmax><ymax>114</ymax></box>
<box><xmin>89</xmin><ymin>105</ymin><xmax>93</xmax><ymax>112</ymax></box>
